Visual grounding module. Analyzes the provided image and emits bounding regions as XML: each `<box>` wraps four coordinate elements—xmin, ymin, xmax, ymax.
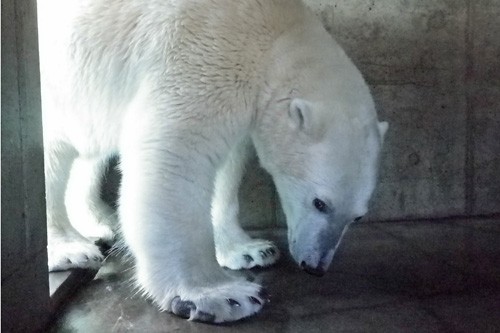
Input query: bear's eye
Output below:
<box><xmin>313</xmin><ymin>198</ymin><xmax>327</xmax><ymax>213</ymax></box>
<box><xmin>354</xmin><ymin>216</ymin><xmax>363</xmax><ymax>222</ymax></box>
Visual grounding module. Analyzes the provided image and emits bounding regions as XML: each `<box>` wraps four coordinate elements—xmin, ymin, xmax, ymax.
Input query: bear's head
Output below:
<box><xmin>253</xmin><ymin>65</ymin><xmax>388</xmax><ymax>276</ymax></box>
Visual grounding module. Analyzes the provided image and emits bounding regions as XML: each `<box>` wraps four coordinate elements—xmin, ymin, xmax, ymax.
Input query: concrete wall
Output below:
<box><xmin>99</xmin><ymin>1</ymin><xmax>500</xmax><ymax>227</ymax></box>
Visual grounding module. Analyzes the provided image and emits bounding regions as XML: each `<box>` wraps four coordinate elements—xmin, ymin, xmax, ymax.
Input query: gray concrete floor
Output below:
<box><xmin>48</xmin><ymin>218</ymin><xmax>500</xmax><ymax>333</ymax></box>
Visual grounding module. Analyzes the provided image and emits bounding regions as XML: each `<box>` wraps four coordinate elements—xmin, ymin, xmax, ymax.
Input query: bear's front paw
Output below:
<box><xmin>216</xmin><ymin>239</ymin><xmax>280</xmax><ymax>270</ymax></box>
<box><xmin>48</xmin><ymin>233</ymin><xmax>104</xmax><ymax>271</ymax></box>
<box><xmin>168</xmin><ymin>281</ymin><xmax>269</xmax><ymax>323</ymax></box>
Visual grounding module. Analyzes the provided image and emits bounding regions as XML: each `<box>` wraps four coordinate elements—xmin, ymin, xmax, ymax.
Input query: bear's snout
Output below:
<box><xmin>297</xmin><ymin>248</ymin><xmax>335</xmax><ymax>277</ymax></box>
<box><xmin>300</xmin><ymin>261</ymin><xmax>326</xmax><ymax>277</ymax></box>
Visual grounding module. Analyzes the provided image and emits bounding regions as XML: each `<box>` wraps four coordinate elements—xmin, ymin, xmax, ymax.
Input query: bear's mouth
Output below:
<box><xmin>300</xmin><ymin>260</ymin><xmax>326</xmax><ymax>277</ymax></box>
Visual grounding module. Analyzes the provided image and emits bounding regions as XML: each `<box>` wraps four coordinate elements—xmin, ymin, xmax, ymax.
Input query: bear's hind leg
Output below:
<box><xmin>212</xmin><ymin>138</ymin><xmax>280</xmax><ymax>270</ymax></box>
<box><xmin>65</xmin><ymin>156</ymin><xmax>116</xmax><ymax>243</ymax></box>
<box><xmin>119</xmin><ymin>123</ymin><xmax>269</xmax><ymax>323</ymax></box>
<box><xmin>45</xmin><ymin>143</ymin><xmax>103</xmax><ymax>271</ymax></box>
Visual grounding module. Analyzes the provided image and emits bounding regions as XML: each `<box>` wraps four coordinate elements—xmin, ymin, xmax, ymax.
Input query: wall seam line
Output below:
<box><xmin>464</xmin><ymin>0</ymin><xmax>475</xmax><ymax>215</ymax></box>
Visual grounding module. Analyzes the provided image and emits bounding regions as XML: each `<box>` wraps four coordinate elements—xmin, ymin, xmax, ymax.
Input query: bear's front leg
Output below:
<box><xmin>65</xmin><ymin>156</ymin><xmax>116</xmax><ymax>243</ymax></box>
<box><xmin>118</xmin><ymin>121</ymin><xmax>268</xmax><ymax>323</ymax></box>
<box><xmin>212</xmin><ymin>138</ymin><xmax>280</xmax><ymax>270</ymax></box>
<box><xmin>45</xmin><ymin>143</ymin><xmax>104</xmax><ymax>271</ymax></box>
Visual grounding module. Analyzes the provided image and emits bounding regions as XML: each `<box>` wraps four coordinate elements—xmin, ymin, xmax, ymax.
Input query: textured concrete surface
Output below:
<box><xmin>470</xmin><ymin>1</ymin><xmax>500</xmax><ymax>215</ymax></box>
<box><xmin>238</xmin><ymin>157</ymin><xmax>278</xmax><ymax>228</ymax></box>
<box><xmin>47</xmin><ymin>217</ymin><xmax>500</xmax><ymax>332</ymax></box>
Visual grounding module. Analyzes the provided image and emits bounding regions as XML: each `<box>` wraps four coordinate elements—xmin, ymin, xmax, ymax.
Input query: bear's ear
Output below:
<box><xmin>289</xmin><ymin>98</ymin><xmax>311</xmax><ymax>131</ymax></box>
<box><xmin>378</xmin><ymin>121</ymin><xmax>389</xmax><ymax>144</ymax></box>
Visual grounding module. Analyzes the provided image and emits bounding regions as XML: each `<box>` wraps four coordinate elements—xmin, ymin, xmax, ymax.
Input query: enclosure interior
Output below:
<box><xmin>2</xmin><ymin>0</ymin><xmax>499</xmax><ymax>332</ymax></box>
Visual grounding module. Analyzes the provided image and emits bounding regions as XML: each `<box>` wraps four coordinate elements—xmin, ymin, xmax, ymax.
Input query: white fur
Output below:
<box><xmin>38</xmin><ymin>0</ymin><xmax>386</xmax><ymax>323</ymax></box>
<box><xmin>212</xmin><ymin>139</ymin><xmax>280</xmax><ymax>269</ymax></box>
<box><xmin>65</xmin><ymin>156</ymin><xmax>116</xmax><ymax>242</ymax></box>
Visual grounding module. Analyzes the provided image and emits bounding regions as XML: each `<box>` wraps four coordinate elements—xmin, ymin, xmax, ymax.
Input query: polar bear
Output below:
<box><xmin>37</xmin><ymin>0</ymin><xmax>388</xmax><ymax>323</ymax></box>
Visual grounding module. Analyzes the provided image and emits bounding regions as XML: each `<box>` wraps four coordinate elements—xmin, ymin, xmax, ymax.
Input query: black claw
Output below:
<box><xmin>249</xmin><ymin>296</ymin><xmax>261</xmax><ymax>305</ymax></box>
<box><xmin>259</xmin><ymin>250</ymin><xmax>267</xmax><ymax>258</ymax></box>
<box><xmin>266</xmin><ymin>248</ymin><xmax>275</xmax><ymax>255</ymax></box>
<box><xmin>195</xmin><ymin>311</ymin><xmax>216</xmax><ymax>323</ymax></box>
<box><xmin>243</xmin><ymin>254</ymin><xmax>254</xmax><ymax>263</ymax></box>
<box><xmin>66</xmin><ymin>259</ymin><xmax>72</xmax><ymax>264</ymax></box>
<box><xmin>171</xmin><ymin>296</ymin><xmax>196</xmax><ymax>319</ymax></box>
<box><xmin>226</xmin><ymin>298</ymin><xmax>241</xmax><ymax>307</ymax></box>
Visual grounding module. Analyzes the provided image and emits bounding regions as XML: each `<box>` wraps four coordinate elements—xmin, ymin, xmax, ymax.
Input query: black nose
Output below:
<box><xmin>300</xmin><ymin>261</ymin><xmax>325</xmax><ymax>277</ymax></box>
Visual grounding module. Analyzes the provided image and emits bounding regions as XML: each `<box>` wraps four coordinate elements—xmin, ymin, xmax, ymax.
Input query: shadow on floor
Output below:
<box><xmin>48</xmin><ymin>218</ymin><xmax>500</xmax><ymax>333</ymax></box>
